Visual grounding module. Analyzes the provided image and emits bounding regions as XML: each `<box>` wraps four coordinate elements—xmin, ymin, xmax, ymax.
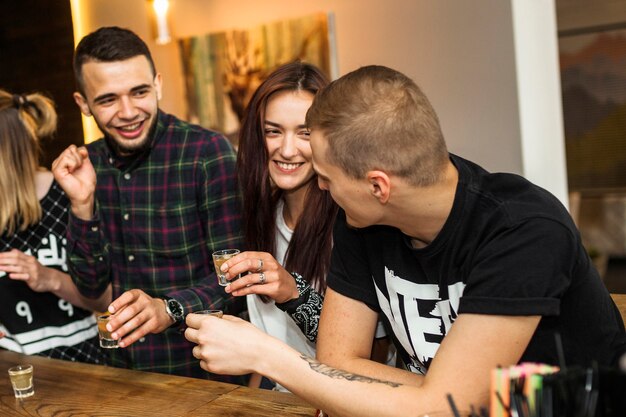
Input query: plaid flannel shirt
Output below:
<box><xmin>67</xmin><ymin>111</ymin><xmax>243</xmax><ymax>379</ymax></box>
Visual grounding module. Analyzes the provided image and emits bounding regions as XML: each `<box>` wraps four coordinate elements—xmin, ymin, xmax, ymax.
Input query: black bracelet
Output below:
<box><xmin>275</xmin><ymin>272</ymin><xmax>310</xmax><ymax>312</ymax></box>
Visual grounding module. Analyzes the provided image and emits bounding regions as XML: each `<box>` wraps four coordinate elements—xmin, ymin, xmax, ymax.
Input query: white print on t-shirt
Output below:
<box><xmin>14</xmin><ymin>298</ymin><xmax>74</xmax><ymax>326</ymax></box>
<box><xmin>35</xmin><ymin>234</ymin><xmax>68</xmax><ymax>271</ymax></box>
<box><xmin>0</xmin><ymin>234</ymin><xmax>67</xmax><ymax>278</ymax></box>
<box><xmin>375</xmin><ymin>266</ymin><xmax>465</xmax><ymax>374</ymax></box>
<box><xmin>58</xmin><ymin>299</ymin><xmax>74</xmax><ymax>317</ymax></box>
<box><xmin>16</xmin><ymin>301</ymin><xmax>33</xmax><ymax>324</ymax></box>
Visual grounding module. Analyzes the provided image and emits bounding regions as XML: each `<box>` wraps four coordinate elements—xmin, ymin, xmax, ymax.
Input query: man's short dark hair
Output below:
<box><xmin>73</xmin><ymin>26</ymin><xmax>157</xmax><ymax>95</ymax></box>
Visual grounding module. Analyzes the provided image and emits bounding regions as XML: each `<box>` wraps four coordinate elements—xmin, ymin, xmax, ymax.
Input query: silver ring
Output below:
<box><xmin>258</xmin><ymin>272</ymin><xmax>266</xmax><ymax>285</ymax></box>
<box><xmin>255</xmin><ymin>258</ymin><xmax>264</xmax><ymax>272</ymax></box>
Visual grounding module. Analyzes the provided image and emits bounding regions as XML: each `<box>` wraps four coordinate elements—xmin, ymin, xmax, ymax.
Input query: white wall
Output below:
<box><xmin>512</xmin><ymin>1</ymin><xmax>569</xmax><ymax>204</ymax></box>
<box><xmin>72</xmin><ymin>0</ymin><xmax>568</xmax><ymax>203</ymax></box>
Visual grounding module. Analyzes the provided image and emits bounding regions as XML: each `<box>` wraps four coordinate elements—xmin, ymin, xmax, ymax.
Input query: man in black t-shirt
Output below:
<box><xmin>183</xmin><ymin>65</ymin><xmax>626</xmax><ymax>416</ymax></box>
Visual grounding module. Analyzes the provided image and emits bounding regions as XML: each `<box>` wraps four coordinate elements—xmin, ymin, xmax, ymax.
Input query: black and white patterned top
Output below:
<box><xmin>276</xmin><ymin>272</ymin><xmax>323</xmax><ymax>342</ymax></box>
<box><xmin>0</xmin><ymin>181</ymin><xmax>105</xmax><ymax>364</ymax></box>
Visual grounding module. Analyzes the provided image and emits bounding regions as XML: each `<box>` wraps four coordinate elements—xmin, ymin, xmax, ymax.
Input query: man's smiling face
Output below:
<box><xmin>74</xmin><ymin>55</ymin><xmax>162</xmax><ymax>155</ymax></box>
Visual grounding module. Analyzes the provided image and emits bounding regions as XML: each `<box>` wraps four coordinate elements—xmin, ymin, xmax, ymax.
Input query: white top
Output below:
<box><xmin>246</xmin><ymin>199</ymin><xmax>316</xmax><ymax>392</ymax></box>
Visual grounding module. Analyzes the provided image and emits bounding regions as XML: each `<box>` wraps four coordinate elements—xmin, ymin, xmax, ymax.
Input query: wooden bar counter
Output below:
<box><xmin>0</xmin><ymin>350</ymin><xmax>316</xmax><ymax>416</ymax></box>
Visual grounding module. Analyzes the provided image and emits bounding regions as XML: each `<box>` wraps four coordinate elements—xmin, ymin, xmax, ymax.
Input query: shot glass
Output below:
<box><xmin>97</xmin><ymin>314</ymin><xmax>119</xmax><ymax>349</ymax></box>
<box><xmin>194</xmin><ymin>310</ymin><xmax>224</xmax><ymax>318</ymax></box>
<box><xmin>212</xmin><ymin>249</ymin><xmax>240</xmax><ymax>286</ymax></box>
<box><xmin>8</xmin><ymin>364</ymin><xmax>34</xmax><ymax>398</ymax></box>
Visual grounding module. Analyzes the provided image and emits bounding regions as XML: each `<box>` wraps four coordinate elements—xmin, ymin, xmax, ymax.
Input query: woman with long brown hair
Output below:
<box><xmin>217</xmin><ymin>61</ymin><xmax>338</xmax><ymax>390</ymax></box>
<box><xmin>0</xmin><ymin>89</ymin><xmax>110</xmax><ymax>362</ymax></box>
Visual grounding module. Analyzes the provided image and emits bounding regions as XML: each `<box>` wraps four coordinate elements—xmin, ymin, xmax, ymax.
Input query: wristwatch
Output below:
<box><xmin>162</xmin><ymin>296</ymin><xmax>185</xmax><ymax>324</ymax></box>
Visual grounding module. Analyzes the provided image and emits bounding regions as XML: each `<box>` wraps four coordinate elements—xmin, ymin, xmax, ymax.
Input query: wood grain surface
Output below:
<box><xmin>611</xmin><ymin>293</ymin><xmax>626</xmax><ymax>323</ymax></box>
<box><xmin>0</xmin><ymin>350</ymin><xmax>315</xmax><ymax>416</ymax></box>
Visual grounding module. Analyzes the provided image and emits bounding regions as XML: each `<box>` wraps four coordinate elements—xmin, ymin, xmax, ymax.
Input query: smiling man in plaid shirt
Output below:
<box><xmin>52</xmin><ymin>27</ymin><xmax>243</xmax><ymax>380</ymax></box>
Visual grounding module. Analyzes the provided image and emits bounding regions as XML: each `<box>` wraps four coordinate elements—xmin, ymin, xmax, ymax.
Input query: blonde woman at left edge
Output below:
<box><xmin>0</xmin><ymin>89</ymin><xmax>110</xmax><ymax>362</ymax></box>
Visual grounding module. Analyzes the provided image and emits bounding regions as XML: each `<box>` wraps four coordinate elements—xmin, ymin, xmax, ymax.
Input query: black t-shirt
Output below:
<box><xmin>0</xmin><ymin>182</ymin><xmax>102</xmax><ymax>363</ymax></box>
<box><xmin>328</xmin><ymin>154</ymin><xmax>626</xmax><ymax>374</ymax></box>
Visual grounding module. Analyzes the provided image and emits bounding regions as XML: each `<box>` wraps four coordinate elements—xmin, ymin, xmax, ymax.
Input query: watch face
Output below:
<box><xmin>167</xmin><ymin>299</ymin><xmax>184</xmax><ymax>320</ymax></box>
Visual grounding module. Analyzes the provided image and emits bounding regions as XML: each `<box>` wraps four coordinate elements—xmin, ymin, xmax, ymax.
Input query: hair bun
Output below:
<box><xmin>12</xmin><ymin>94</ymin><xmax>27</xmax><ymax>108</ymax></box>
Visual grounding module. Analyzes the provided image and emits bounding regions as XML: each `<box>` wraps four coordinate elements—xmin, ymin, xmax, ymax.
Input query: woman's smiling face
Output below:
<box><xmin>264</xmin><ymin>90</ymin><xmax>316</xmax><ymax>193</ymax></box>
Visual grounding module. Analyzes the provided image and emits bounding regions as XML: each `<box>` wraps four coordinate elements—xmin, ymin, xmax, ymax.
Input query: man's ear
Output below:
<box><xmin>73</xmin><ymin>92</ymin><xmax>91</xmax><ymax>117</ymax></box>
<box><xmin>366</xmin><ymin>170</ymin><xmax>391</xmax><ymax>204</ymax></box>
<box><xmin>154</xmin><ymin>73</ymin><xmax>163</xmax><ymax>101</ymax></box>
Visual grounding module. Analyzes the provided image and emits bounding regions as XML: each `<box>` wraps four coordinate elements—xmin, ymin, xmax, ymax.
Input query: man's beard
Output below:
<box><xmin>96</xmin><ymin>116</ymin><xmax>158</xmax><ymax>157</ymax></box>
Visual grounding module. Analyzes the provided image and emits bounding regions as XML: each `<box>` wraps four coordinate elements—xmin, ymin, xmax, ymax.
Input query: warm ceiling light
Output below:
<box><xmin>152</xmin><ymin>0</ymin><xmax>171</xmax><ymax>45</ymax></box>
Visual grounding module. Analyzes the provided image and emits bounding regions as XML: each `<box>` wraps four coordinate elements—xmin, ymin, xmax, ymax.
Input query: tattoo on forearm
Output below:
<box><xmin>301</xmin><ymin>355</ymin><xmax>402</xmax><ymax>388</ymax></box>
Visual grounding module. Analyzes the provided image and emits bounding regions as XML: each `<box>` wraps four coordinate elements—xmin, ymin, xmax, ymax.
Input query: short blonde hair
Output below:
<box><xmin>0</xmin><ymin>90</ymin><xmax>57</xmax><ymax>234</ymax></box>
<box><xmin>306</xmin><ymin>65</ymin><xmax>448</xmax><ymax>186</ymax></box>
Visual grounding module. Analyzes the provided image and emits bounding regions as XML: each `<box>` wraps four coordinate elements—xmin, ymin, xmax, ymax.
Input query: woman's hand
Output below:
<box><xmin>0</xmin><ymin>248</ymin><xmax>111</xmax><ymax>312</ymax></box>
<box><xmin>219</xmin><ymin>251</ymin><xmax>299</xmax><ymax>303</ymax></box>
<box><xmin>0</xmin><ymin>249</ymin><xmax>60</xmax><ymax>293</ymax></box>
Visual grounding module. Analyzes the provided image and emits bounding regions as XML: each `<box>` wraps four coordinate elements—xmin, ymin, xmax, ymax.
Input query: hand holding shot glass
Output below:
<box><xmin>97</xmin><ymin>314</ymin><xmax>119</xmax><ymax>349</ymax></box>
<box><xmin>213</xmin><ymin>251</ymin><xmax>298</xmax><ymax>303</ymax></box>
<box><xmin>212</xmin><ymin>249</ymin><xmax>240</xmax><ymax>286</ymax></box>
<box><xmin>8</xmin><ymin>364</ymin><xmax>34</xmax><ymax>398</ymax></box>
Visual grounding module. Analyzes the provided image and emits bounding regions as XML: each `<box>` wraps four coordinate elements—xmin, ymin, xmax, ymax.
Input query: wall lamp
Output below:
<box><xmin>149</xmin><ymin>0</ymin><xmax>172</xmax><ymax>45</ymax></box>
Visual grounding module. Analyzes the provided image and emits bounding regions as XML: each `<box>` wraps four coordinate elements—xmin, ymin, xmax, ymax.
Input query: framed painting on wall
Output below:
<box><xmin>178</xmin><ymin>12</ymin><xmax>335</xmax><ymax>146</ymax></box>
<box><xmin>559</xmin><ymin>23</ymin><xmax>626</xmax><ymax>262</ymax></box>
<box><xmin>559</xmin><ymin>24</ymin><xmax>626</xmax><ymax>192</ymax></box>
